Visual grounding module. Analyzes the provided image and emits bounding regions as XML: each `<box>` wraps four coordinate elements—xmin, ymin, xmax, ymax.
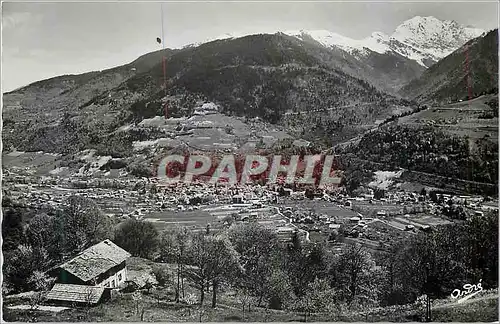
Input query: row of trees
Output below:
<box><xmin>378</xmin><ymin>105</ymin><xmax>428</xmax><ymax>126</ymax></box>
<box><xmin>112</xmin><ymin>212</ymin><xmax>497</xmax><ymax>314</ymax></box>
<box><xmin>119</xmin><ymin>221</ymin><xmax>382</xmax><ymax>313</ymax></box>
<box><xmin>3</xmin><ymin>195</ymin><xmax>497</xmax><ymax>317</ymax></box>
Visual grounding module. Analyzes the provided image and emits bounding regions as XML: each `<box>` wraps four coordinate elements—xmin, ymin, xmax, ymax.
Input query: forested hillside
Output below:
<box><xmin>3</xmin><ymin>34</ymin><xmax>412</xmax><ymax>154</ymax></box>
<box><xmin>336</xmin><ymin>123</ymin><xmax>498</xmax><ymax>194</ymax></box>
<box><xmin>400</xmin><ymin>29</ymin><xmax>498</xmax><ymax>103</ymax></box>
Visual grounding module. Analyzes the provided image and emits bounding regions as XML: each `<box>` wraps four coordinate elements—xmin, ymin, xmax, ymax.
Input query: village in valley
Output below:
<box><xmin>2</xmin><ymin>2</ymin><xmax>499</xmax><ymax>322</ymax></box>
<box><xmin>2</xmin><ymin>129</ymin><xmax>498</xmax><ymax>321</ymax></box>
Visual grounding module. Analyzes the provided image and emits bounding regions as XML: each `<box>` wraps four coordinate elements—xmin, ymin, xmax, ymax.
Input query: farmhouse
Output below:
<box><xmin>50</xmin><ymin>240</ymin><xmax>131</xmax><ymax>288</ymax></box>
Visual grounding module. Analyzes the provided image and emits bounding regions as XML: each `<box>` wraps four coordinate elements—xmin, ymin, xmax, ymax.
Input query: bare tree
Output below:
<box><xmin>198</xmin><ymin>304</ymin><xmax>206</xmax><ymax>322</ymax></box>
<box><xmin>26</xmin><ymin>270</ymin><xmax>55</xmax><ymax>311</ymax></box>
<box><xmin>151</xmin><ymin>287</ymin><xmax>162</xmax><ymax>306</ymax></box>
<box><xmin>185</xmin><ymin>232</ymin><xmax>240</xmax><ymax>308</ymax></box>
<box><xmin>132</xmin><ymin>291</ymin><xmax>143</xmax><ymax>316</ymax></box>
<box><xmin>29</xmin><ymin>292</ymin><xmax>46</xmax><ymax>311</ymax></box>
<box><xmin>205</xmin><ymin>233</ymin><xmax>240</xmax><ymax>308</ymax></box>
<box><xmin>295</xmin><ymin>278</ymin><xmax>336</xmax><ymax>322</ymax></box>
<box><xmin>329</xmin><ymin>243</ymin><xmax>377</xmax><ymax>305</ymax></box>
<box><xmin>130</xmin><ymin>291</ymin><xmax>147</xmax><ymax>320</ymax></box>
<box><xmin>228</xmin><ymin>223</ymin><xmax>279</xmax><ymax>307</ymax></box>
<box><xmin>160</xmin><ymin>226</ymin><xmax>192</xmax><ymax>301</ymax></box>
<box><xmin>236</xmin><ymin>287</ymin><xmax>258</xmax><ymax>320</ymax></box>
<box><xmin>185</xmin><ymin>232</ymin><xmax>209</xmax><ymax>305</ymax></box>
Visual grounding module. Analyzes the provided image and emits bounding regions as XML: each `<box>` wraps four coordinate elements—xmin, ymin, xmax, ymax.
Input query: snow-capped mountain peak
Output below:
<box><xmin>284</xmin><ymin>16</ymin><xmax>484</xmax><ymax>67</ymax></box>
<box><xmin>181</xmin><ymin>16</ymin><xmax>485</xmax><ymax>68</ymax></box>
<box><xmin>390</xmin><ymin>16</ymin><xmax>485</xmax><ymax>62</ymax></box>
<box><xmin>184</xmin><ymin>32</ymin><xmax>248</xmax><ymax>48</ymax></box>
<box><xmin>370</xmin><ymin>31</ymin><xmax>390</xmax><ymax>41</ymax></box>
<box><xmin>285</xmin><ymin>29</ymin><xmax>371</xmax><ymax>55</ymax></box>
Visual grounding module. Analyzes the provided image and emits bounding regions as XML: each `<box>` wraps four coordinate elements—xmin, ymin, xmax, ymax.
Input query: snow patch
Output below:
<box><xmin>368</xmin><ymin>170</ymin><xmax>403</xmax><ymax>190</ymax></box>
<box><xmin>284</xmin><ymin>29</ymin><xmax>390</xmax><ymax>56</ymax></box>
<box><xmin>132</xmin><ymin>137</ymin><xmax>178</xmax><ymax>150</ymax></box>
<box><xmin>138</xmin><ymin>116</ymin><xmax>167</xmax><ymax>127</ymax></box>
<box><xmin>49</xmin><ymin>167</ymin><xmax>69</xmax><ymax>175</ymax></box>
<box><xmin>76</xmin><ymin>153</ymin><xmax>112</xmax><ymax>176</ymax></box>
<box><xmin>193</xmin><ymin>102</ymin><xmax>219</xmax><ymax>116</ymax></box>
<box><xmin>78</xmin><ymin>149</ymin><xmax>97</xmax><ymax>162</ymax></box>
<box><xmin>117</xmin><ymin>124</ymin><xmax>133</xmax><ymax>132</ymax></box>
<box><xmin>157</xmin><ymin>138</ymin><xmax>181</xmax><ymax>148</ymax></box>
<box><xmin>133</xmin><ymin>140</ymin><xmax>158</xmax><ymax>150</ymax></box>
<box><xmin>179</xmin><ymin>16</ymin><xmax>484</xmax><ymax>68</ymax></box>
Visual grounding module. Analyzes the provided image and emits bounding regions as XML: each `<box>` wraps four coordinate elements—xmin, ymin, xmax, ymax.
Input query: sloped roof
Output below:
<box><xmin>60</xmin><ymin>240</ymin><xmax>131</xmax><ymax>282</ymax></box>
<box><xmin>46</xmin><ymin>284</ymin><xmax>104</xmax><ymax>304</ymax></box>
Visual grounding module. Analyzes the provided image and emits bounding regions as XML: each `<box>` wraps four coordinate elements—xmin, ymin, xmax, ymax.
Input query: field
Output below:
<box><xmin>404</xmin><ymin>214</ymin><xmax>452</xmax><ymax>226</ymax></box>
<box><xmin>3</xmin><ymin>151</ymin><xmax>62</xmax><ymax>174</ymax></box>
<box><xmin>279</xmin><ymin>198</ymin><xmax>360</xmax><ymax>219</ymax></box>
<box><xmin>144</xmin><ymin>204</ymin><xmax>284</xmax><ymax>231</ymax></box>
<box><xmin>397</xmin><ymin>95</ymin><xmax>498</xmax><ymax>143</ymax></box>
<box><xmin>144</xmin><ymin>209</ymin><xmax>216</xmax><ymax>230</ymax></box>
<box><xmin>431</xmin><ymin>295</ymin><xmax>499</xmax><ymax>322</ymax></box>
<box><xmin>352</xmin><ymin>201</ymin><xmax>406</xmax><ymax>216</ymax></box>
<box><xmin>134</xmin><ymin>112</ymin><xmax>293</xmax><ymax>153</ymax></box>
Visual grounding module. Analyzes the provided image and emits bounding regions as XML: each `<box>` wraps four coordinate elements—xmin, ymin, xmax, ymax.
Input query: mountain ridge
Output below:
<box><xmin>189</xmin><ymin>16</ymin><xmax>484</xmax><ymax>68</ymax></box>
<box><xmin>2</xmin><ymin>17</ymin><xmax>492</xmax><ymax>156</ymax></box>
<box><xmin>400</xmin><ymin>29</ymin><xmax>498</xmax><ymax>103</ymax></box>
<box><xmin>2</xmin><ymin>33</ymin><xmax>413</xmax><ymax>154</ymax></box>
<box><xmin>4</xmin><ymin>15</ymin><xmax>483</xmax><ymax>96</ymax></box>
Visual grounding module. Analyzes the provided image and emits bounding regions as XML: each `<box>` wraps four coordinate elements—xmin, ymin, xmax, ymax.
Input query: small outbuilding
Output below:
<box><xmin>46</xmin><ymin>284</ymin><xmax>106</xmax><ymax>306</ymax></box>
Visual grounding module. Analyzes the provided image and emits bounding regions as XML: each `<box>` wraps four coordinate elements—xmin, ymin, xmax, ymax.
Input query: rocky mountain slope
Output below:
<box><xmin>3</xmin><ymin>33</ymin><xmax>412</xmax><ymax>155</ymax></box>
<box><xmin>2</xmin><ymin>16</ymin><xmax>489</xmax><ymax>156</ymax></box>
<box><xmin>287</xmin><ymin>16</ymin><xmax>484</xmax><ymax>67</ymax></box>
<box><xmin>187</xmin><ymin>16</ymin><xmax>484</xmax><ymax>92</ymax></box>
<box><xmin>400</xmin><ymin>29</ymin><xmax>498</xmax><ymax>103</ymax></box>
<box><xmin>283</xmin><ymin>31</ymin><xmax>425</xmax><ymax>92</ymax></box>
<box><xmin>197</xmin><ymin>16</ymin><xmax>483</xmax><ymax>69</ymax></box>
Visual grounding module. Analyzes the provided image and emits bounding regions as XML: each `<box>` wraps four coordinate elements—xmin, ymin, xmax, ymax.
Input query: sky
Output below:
<box><xmin>2</xmin><ymin>1</ymin><xmax>499</xmax><ymax>92</ymax></box>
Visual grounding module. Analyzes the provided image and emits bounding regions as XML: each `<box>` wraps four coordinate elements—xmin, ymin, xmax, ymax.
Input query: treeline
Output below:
<box><xmin>2</xmin><ymin>196</ymin><xmax>114</xmax><ymax>293</ymax></box>
<box><xmin>339</xmin><ymin>124</ymin><xmax>498</xmax><ymax>185</ymax></box>
<box><xmin>3</xmin><ymin>195</ymin><xmax>497</xmax><ymax>317</ymax></box>
<box><xmin>382</xmin><ymin>212</ymin><xmax>498</xmax><ymax>304</ymax></box>
<box><xmin>125</xmin><ymin>33</ymin><xmax>402</xmax><ymax>125</ymax></box>
<box><xmin>378</xmin><ymin>105</ymin><xmax>428</xmax><ymax>126</ymax></box>
<box><xmin>103</xmin><ymin>209</ymin><xmax>500</xmax><ymax>313</ymax></box>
